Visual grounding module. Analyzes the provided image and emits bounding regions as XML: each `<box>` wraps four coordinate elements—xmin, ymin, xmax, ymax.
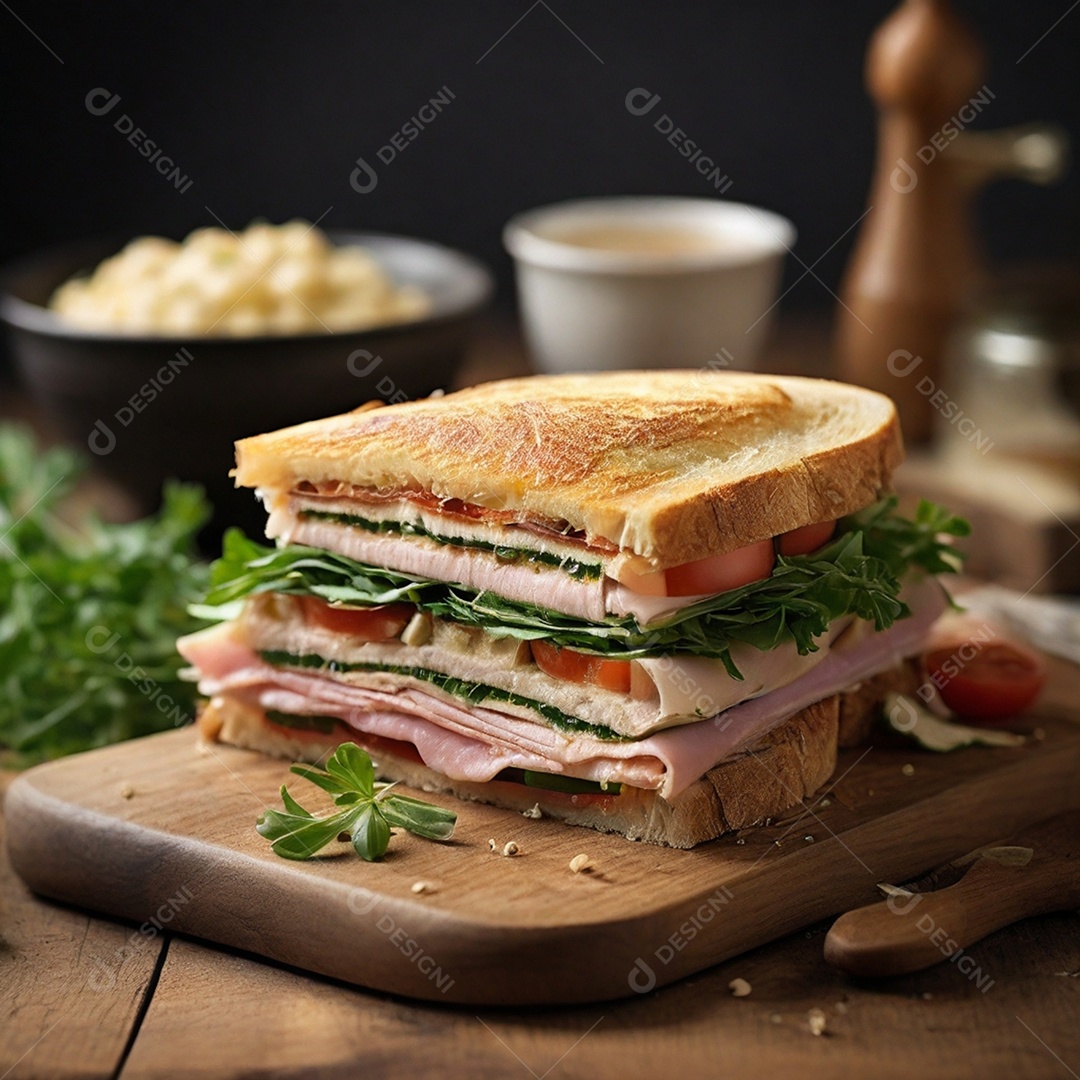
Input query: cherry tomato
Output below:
<box><xmin>664</xmin><ymin>539</ymin><xmax>775</xmax><ymax>597</ymax></box>
<box><xmin>298</xmin><ymin>597</ymin><xmax>413</xmax><ymax>641</ymax></box>
<box><xmin>531</xmin><ymin>640</ymin><xmax>632</xmax><ymax>693</ymax></box>
<box><xmin>777</xmin><ymin>520</ymin><xmax>837</xmax><ymax>557</ymax></box>
<box><xmin>926</xmin><ymin>641</ymin><xmax>1047</xmax><ymax>720</ymax></box>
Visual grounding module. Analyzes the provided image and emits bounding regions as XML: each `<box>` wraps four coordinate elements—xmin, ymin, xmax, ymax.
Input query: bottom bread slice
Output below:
<box><xmin>196</xmin><ymin>659</ymin><xmax>921</xmax><ymax>848</ymax></box>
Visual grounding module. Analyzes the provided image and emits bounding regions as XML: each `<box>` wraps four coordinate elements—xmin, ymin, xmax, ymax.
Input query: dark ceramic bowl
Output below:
<box><xmin>1</xmin><ymin>231</ymin><xmax>493</xmax><ymax>540</ymax></box>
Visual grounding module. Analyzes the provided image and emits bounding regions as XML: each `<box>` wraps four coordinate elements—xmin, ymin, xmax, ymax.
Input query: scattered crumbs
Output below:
<box><xmin>522</xmin><ymin>803</ymin><xmax>542</xmax><ymax>819</ymax></box>
<box><xmin>1033</xmin><ymin>728</ymin><xmax>1046</xmax><ymax>742</ymax></box>
<box><xmin>770</xmin><ymin>1013</ymin><xmax>783</xmax><ymax>1025</ymax></box>
<box><xmin>902</xmin><ymin>763</ymin><xmax>915</xmax><ymax>777</ymax></box>
<box><xmin>501</xmin><ymin>841</ymin><xmax>520</xmax><ymax>857</ymax></box>
<box><xmin>803</xmin><ymin>835</ymin><xmax>815</xmax><ymax>843</ymax></box>
<box><xmin>835</xmin><ymin>1001</ymin><xmax>848</xmax><ymax>1014</ymax></box>
<box><xmin>867</xmin><ymin>789</ymin><xmax>875</xmax><ymax>797</ymax></box>
<box><xmin>735</xmin><ymin>838</ymin><xmax>746</xmax><ymax>846</ymax></box>
<box><xmin>487</xmin><ymin>838</ymin><xmax>497</xmax><ymax>853</ymax></box>
<box><xmin>819</xmin><ymin>798</ymin><xmax>831</xmax><ymax>808</ymax></box>
<box><xmin>1053</xmin><ymin>970</ymin><xmax>1079</xmax><ymax>978</ymax></box>
<box><xmin>569</xmin><ymin>853</ymin><xmax>590</xmax><ymax>874</ymax></box>
<box><xmin>728</xmin><ymin>978</ymin><xmax>752</xmax><ymax>998</ymax></box>
<box><xmin>922</xmin><ymin>991</ymin><xmax>934</xmax><ymax>1000</ymax></box>
<box><xmin>773</xmin><ymin>840</ymin><xmax>783</xmax><ymax>848</ymax></box>
<box><xmin>410</xmin><ymin>881</ymin><xmax>433</xmax><ymax>895</ymax></box>
<box><xmin>118</xmin><ymin>783</ymin><xmax>135</xmax><ymax>800</ymax></box>
<box><xmin>807</xmin><ymin>1008</ymin><xmax>828</xmax><ymax>1037</ymax></box>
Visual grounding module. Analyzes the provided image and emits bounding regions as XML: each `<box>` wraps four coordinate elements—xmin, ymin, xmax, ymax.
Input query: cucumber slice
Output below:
<box><xmin>522</xmin><ymin>770</ymin><xmax>621</xmax><ymax>795</ymax></box>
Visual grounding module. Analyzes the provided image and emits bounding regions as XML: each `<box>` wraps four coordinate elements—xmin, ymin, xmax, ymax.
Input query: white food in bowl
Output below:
<box><xmin>48</xmin><ymin>220</ymin><xmax>431</xmax><ymax>336</ymax></box>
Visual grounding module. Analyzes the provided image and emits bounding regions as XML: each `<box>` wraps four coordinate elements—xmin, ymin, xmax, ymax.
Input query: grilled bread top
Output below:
<box><xmin>233</xmin><ymin>371</ymin><xmax>903</xmax><ymax>567</ymax></box>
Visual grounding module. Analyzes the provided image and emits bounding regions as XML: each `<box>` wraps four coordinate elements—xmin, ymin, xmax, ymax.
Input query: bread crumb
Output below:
<box><xmin>807</xmin><ymin>1008</ymin><xmax>828</xmax><ymax>1036</ymax></box>
<box><xmin>922</xmin><ymin>991</ymin><xmax>933</xmax><ymax>1000</ymax></box>
<box><xmin>502</xmin><ymin>841</ymin><xmax>520</xmax><ymax>857</ymax></box>
<box><xmin>770</xmin><ymin>1013</ymin><xmax>783</xmax><ymax>1024</ymax></box>
<box><xmin>819</xmin><ymin>798</ymin><xmax>831</xmax><ymax>808</ymax></box>
<box><xmin>118</xmin><ymin>783</ymin><xmax>135</xmax><ymax>799</ymax></box>
<box><xmin>410</xmin><ymin>881</ymin><xmax>433</xmax><ymax>895</ymax></box>
<box><xmin>902</xmin><ymin>763</ymin><xmax>915</xmax><ymax>776</ymax></box>
<box><xmin>835</xmin><ymin>1001</ymin><xmax>848</xmax><ymax>1014</ymax></box>
<box><xmin>803</xmin><ymin>835</ymin><xmax>815</xmax><ymax>843</ymax></box>
<box><xmin>522</xmin><ymin>803</ymin><xmax>542</xmax><ymax>819</ymax></box>
<box><xmin>735</xmin><ymin>838</ymin><xmax>746</xmax><ymax>846</ymax></box>
<box><xmin>728</xmin><ymin>978</ymin><xmax>752</xmax><ymax>997</ymax></box>
<box><xmin>867</xmin><ymin>789</ymin><xmax>875</xmax><ymax>796</ymax></box>
<box><xmin>1033</xmin><ymin>727</ymin><xmax>1046</xmax><ymax>741</ymax></box>
<box><xmin>487</xmin><ymin>838</ymin><xmax>497</xmax><ymax>852</ymax></box>
<box><xmin>569</xmin><ymin>854</ymin><xmax>590</xmax><ymax>873</ymax></box>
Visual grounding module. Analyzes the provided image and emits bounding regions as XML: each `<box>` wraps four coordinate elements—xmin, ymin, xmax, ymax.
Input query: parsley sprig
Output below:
<box><xmin>0</xmin><ymin>426</ymin><xmax>210</xmax><ymax>764</ymax></box>
<box><xmin>256</xmin><ymin>742</ymin><xmax>457</xmax><ymax>861</ymax></box>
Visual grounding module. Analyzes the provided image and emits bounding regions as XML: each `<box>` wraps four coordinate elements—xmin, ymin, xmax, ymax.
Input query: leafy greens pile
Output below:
<box><xmin>0</xmin><ymin>426</ymin><xmax>210</xmax><ymax>763</ymax></box>
<box><xmin>197</xmin><ymin>497</ymin><xmax>968</xmax><ymax>679</ymax></box>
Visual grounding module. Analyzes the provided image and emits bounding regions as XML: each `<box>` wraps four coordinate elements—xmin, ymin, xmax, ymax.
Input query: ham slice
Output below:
<box><xmin>269</xmin><ymin>511</ymin><xmax>709</xmax><ymax>625</ymax></box>
<box><xmin>179</xmin><ymin>579</ymin><xmax>945</xmax><ymax>800</ymax></box>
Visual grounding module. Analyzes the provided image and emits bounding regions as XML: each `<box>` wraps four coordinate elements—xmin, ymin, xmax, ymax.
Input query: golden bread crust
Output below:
<box><xmin>233</xmin><ymin>371</ymin><xmax>903</xmax><ymax>566</ymax></box>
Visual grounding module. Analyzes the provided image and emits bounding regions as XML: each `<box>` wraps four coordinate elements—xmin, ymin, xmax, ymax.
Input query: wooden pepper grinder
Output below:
<box><xmin>835</xmin><ymin>0</ymin><xmax>987</xmax><ymax>443</ymax></box>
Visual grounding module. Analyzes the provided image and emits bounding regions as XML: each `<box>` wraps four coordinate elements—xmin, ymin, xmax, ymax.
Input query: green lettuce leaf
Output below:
<box><xmin>195</xmin><ymin>497</ymin><xmax>964</xmax><ymax>677</ymax></box>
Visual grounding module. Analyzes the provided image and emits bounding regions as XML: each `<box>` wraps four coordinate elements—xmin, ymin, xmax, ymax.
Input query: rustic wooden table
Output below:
<box><xmin>3</xmin><ymin>317</ymin><xmax>1079</xmax><ymax>1079</ymax></box>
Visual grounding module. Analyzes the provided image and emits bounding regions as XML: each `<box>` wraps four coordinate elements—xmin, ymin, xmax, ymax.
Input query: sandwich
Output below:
<box><xmin>178</xmin><ymin>371</ymin><xmax>965</xmax><ymax>848</ymax></box>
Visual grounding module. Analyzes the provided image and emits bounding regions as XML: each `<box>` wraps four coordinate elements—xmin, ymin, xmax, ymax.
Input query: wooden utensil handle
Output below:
<box><xmin>824</xmin><ymin>858</ymin><xmax>1057</xmax><ymax>978</ymax></box>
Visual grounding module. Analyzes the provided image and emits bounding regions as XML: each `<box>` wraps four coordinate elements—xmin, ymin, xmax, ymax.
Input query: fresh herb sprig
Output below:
<box><xmin>0</xmin><ymin>426</ymin><xmax>210</xmax><ymax>764</ymax></box>
<box><xmin>256</xmin><ymin>742</ymin><xmax>457</xmax><ymax>861</ymax></box>
<box><xmin>197</xmin><ymin>497</ymin><xmax>967</xmax><ymax>679</ymax></box>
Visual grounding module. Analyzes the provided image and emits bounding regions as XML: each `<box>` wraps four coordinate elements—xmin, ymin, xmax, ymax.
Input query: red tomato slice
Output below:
<box><xmin>298</xmin><ymin>597</ymin><xmax>413</xmax><ymax>641</ymax></box>
<box><xmin>926</xmin><ymin>640</ymin><xmax>1047</xmax><ymax>721</ymax></box>
<box><xmin>531</xmin><ymin>640</ymin><xmax>632</xmax><ymax>693</ymax></box>
<box><xmin>664</xmin><ymin>539</ymin><xmax>775</xmax><ymax>597</ymax></box>
<box><xmin>777</xmin><ymin>520</ymin><xmax>836</xmax><ymax>557</ymax></box>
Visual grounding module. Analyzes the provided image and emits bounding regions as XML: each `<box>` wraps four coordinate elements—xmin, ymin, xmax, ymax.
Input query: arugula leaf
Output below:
<box><xmin>198</xmin><ymin>498</ymin><xmax>965</xmax><ymax>678</ymax></box>
<box><xmin>256</xmin><ymin>742</ymin><xmax>457</xmax><ymax>861</ymax></box>
<box><xmin>0</xmin><ymin>426</ymin><xmax>210</xmax><ymax>765</ymax></box>
<box><xmin>350</xmin><ymin>804</ymin><xmax>392</xmax><ymax>861</ymax></box>
<box><xmin>378</xmin><ymin>793</ymin><xmax>459</xmax><ymax>840</ymax></box>
<box><xmin>256</xmin><ymin>800</ymin><xmax>356</xmax><ymax>861</ymax></box>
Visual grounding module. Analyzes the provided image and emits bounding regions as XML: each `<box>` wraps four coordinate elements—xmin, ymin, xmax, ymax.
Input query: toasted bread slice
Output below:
<box><xmin>233</xmin><ymin>372</ymin><xmax>902</xmax><ymax>567</ymax></box>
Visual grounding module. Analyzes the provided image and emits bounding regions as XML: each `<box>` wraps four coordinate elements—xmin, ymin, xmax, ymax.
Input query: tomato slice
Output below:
<box><xmin>531</xmin><ymin>640</ymin><xmax>631</xmax><ymax>693</ymax></box>
<box><xmin>298</xmin><ymin>596</ymin><xmax>413</xmax><ymax>641</ymax></box>
<box><xmin>778</xmin><ymin>520</ymin><xmax>836</xmax><ymax>557</ymax></box>
<box><xmin>663</xmin><ymin>539</ymin><xmax>775</xmax><ymax>597</ymax></box>
<box><xmin>926</xmin><ymin>640</ymin><xmax>1047</xmax><ymax>721</ymax></box>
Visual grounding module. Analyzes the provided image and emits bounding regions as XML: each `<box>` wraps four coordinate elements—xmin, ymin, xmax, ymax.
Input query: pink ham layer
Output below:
<box><xmin>178</xmin><ymin>580</ymin><xmax>945</xmax><ymax>801</ymax></box>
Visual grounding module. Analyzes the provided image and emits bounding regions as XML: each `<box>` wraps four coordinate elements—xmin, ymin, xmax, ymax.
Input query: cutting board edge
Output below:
<box><xmin>8</xmin><ymin>725</ymin><xmax>1080</xmax><ymax>1006</ymax></box>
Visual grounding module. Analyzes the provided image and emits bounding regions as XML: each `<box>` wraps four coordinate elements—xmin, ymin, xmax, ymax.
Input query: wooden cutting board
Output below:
<box><xmin>7</xmin><ymin>674</ymin><xmax>1080</xmax><ymax>1006</ymax></box>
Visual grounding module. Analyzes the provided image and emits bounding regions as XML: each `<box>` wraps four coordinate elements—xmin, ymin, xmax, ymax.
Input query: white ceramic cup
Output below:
<box><xmin>503</xmin><ymin>196</ymin><xmax>796</xmax><ymax>373</ymax></box>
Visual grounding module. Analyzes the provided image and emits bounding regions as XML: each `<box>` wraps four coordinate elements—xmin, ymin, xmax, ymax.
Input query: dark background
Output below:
<box><xmin>2</xmin><ymin>0</ymin><xmax>1078</xmax><ymax>321</ymax></box>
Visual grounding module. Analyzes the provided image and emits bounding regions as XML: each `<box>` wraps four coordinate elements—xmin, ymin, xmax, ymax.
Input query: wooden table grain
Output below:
<box><xmin>3</xmin><ymin>318</ymin><xmax>1080</xmax><ymax>1078</ymax></box>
